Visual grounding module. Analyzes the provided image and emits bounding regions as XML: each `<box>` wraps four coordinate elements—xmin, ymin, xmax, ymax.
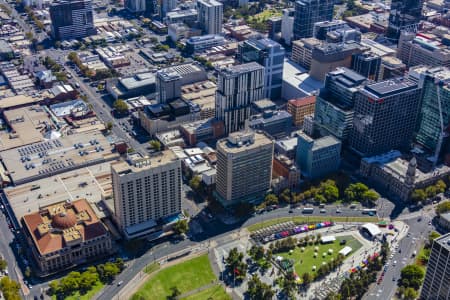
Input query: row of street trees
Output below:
<box><xmin>48</xmin><ymin>259</ymin><xmax>125</xmax><ymax>298</ymax></box>
<box><xmin>259</xmin><ymin>181</ymin><xmax>379</xmax><ymax>208</ymax></box>
<box><xmin>411</xmin><ymin>180</ymin><xmax>446</xmax><ymax>203</ymax></box>
<box><xmin>0</xmin><ymin>277</ymin><xmax>20</xmax><ymax>300</ymax></box>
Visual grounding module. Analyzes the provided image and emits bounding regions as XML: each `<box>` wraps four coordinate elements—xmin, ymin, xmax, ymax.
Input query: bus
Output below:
<box><xmin>302</xmin><ymin>207</ymin><xmax>314</xmax><ymax>214</ymax></box>
<box><xmin>362</xmin><ymin>209</ymin><xmax>377</xmax><ymax>215</ymax></box>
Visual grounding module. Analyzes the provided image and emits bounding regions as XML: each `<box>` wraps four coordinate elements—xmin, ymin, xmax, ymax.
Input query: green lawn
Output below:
<box><xmin>277</xmin><ymin>236</ymin><xmax>362</xmax><ymax>278</ymax></box>
<box><xmin>247</xmin><ymin>216</ymin><xmax>378</xmax><ymax>232</ymax></box>
<box><xmin>143</xmin><ymin>262</ymin><xmax>160</xmax><ymax>274</ymax></box>
<box><xmin>132</xmin><ymin>255</ymin><xmax>216</xmax><ymax>300</ymax></box>
<box><xmin>182</xmin><ymin>285</ymin><xmax>231</xmax><ymax>300</ymax></box>
<box><xmin>249</xmin><ymin>9</ymin><xmax>282</xmax><ymax>22</ymax></box>
<box><xmin>51</xmin><ymin>281</ymin><xmax>104</xmax><ymax>300</ymax></box>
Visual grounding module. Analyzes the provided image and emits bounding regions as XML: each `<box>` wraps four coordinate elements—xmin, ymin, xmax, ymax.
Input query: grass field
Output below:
<box><xmin>249</xmin><ymin>9</ymin><xmax>282</xmax><ymax>22</ymax></box>
<box><xmin>247</xmin><ymin>216</ymin><xmax>379</xmax><ymax>232</ymax></box>
<box><xmin>132</xmin><ymin>255</ymin><xmax>216</xmax><ymax>300</ymax></box>
<box><xmin>52</xmin><ymin>281</ymin><xmax>104</xmax><ymax>300</ymax></box>
<box><xmin>277</xmin><ymin>235</ymin><xmax>362</xmax><ymax>278</ymax></box>
<box><xmin>182</xmin><ymin>285</ymin><xmax>231</xmax><ymax>300</ymax></box>
<box><xmin>143</xmin><ymin>262</ymin><xmax>160</xmax><ymax>274</ymax></box>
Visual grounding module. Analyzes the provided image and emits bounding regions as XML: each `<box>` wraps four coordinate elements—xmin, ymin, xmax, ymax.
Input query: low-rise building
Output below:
<box><xmin>246</xmin><ymin>110</ymin><xmax>292</xmax><ymax>139</ymax></box>
<box><xmin>185</xmin><ymin>35</ymin><xmax>226</xmax><ymax>54</ymax></box>
<box><xmin>272</xmin><ymin>154</ymin><xmax>300</xmax><ymax>189</ymax></box>
<box><xmin>181</xmin><ymin>80</ymin><xmax>216</xmax><ymax>119</ymax></box>
<box><xmin>287</xmin><ymin>96</ymin><xmax>316</xmax><ymax>127</ymax></box>
<box><xmin>180</xmin><ymin>118</ymin><xmax>225</xmax><ymax>145</ymax></box>
<box><xmin>360</xmin><ymin>151</ymin><xmax>450</xmax><ymax>201</ymax></box>
<box><xmin>106</xmin><ymin>72</ymin><xmax>156</xmax><ymax>100</ymax></box>
<box><xmin>22</xmin><ymin>199</ymin><xmax>112</xmax><ymax>275</ymax></box>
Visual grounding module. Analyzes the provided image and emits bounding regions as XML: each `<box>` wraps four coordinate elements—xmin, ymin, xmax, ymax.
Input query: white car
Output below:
<box><xmin>393</xmin><ymin>261</ymin><xmax>397</xmax><ymax>266</ymax></box>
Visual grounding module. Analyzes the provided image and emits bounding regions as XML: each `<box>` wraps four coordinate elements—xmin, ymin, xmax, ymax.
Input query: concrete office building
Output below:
<box><xmin>313</xmin><ymin>20</ymin><xmax>348</xmax><ymax>40</ymax></box>
<box><xmin>246</xmin><ymin>110</ymin><xmax>292</xmax><ymax>138</ymax></box>
<box><xmin>410</xmin><ymin>66</ymin><xmax>450</xmax><ymax>162</ymax></box>
<box><xmin>155</xmin><ymin>63</ymin><xmax>208</xmax><ymax>103</ymax></box>
<box><xmin>215</xmin><ymin>131</ymin><xmax>274</xmax><ymax>206</ymax></box>
<box><xmin>111</xmin><ymin>151</ymin><xmax>182</xmax><ymax>239</ymax></box>
<box><xmin>398</xmin><ymin>31</ymin><xmax>450</xmax><ymax>68</ymax></box>
<box><xmin>313</xmin><ymin>20</ymin><xmax>361</xmax><ymax>44</ymax></box>
<box><xmin>161</xmin><ymin>0</ymin><xmax>177</xmax><ymax>17</ymax></box>
<box><xmin>50</xmin><ymin>0</ymin><xmax>96</xmax><ymax>40</ymax></box>
<box><xmin>387</xmin><ymin>0</ymin><xmax>423</xmax><ymax>40</ymax></box>
<box><xmin>421</xmin><ymin>233</ymin><xmax>450</xmax><ymax>300</ymax></box>
<box><xmin>238</xmin><ymin>38</ymin><xmax>285</xmax><ymax>99</ymax></box>
<box><xmin>379</xmin><ymin>56</ymin><xmax>407</xmax><ymax>80</ymax></box>
<box><xmin>349</xmin><ymin>78</ymin><xmax>422</xmax><ymax>157</ymax></box>
<box><xmin>296</xmin><ymin>132</ymin><xmax>341</xmax><ymax>179</ymax></box>
<box><xmin>215</xmin><ymin>62</ymin><xmax>265</xmax><ymax>134</ymax></box>
<box><xmin>267</xmin><ymin>17</ymin><xmax>282</xmax><ymax>41</ymax></box>
<box><xmin>309</xmin><ymin>41</ymin><xmax>368</xmax><ymax>81</ymax></box>
<box><xmin>291</xmin><ymin>38</ymin><xmax>322</xmax><ymax>70</ymax></box>
<box><xmin>125</xmin><ymin>0</ymin><xmax>146</xmax><ymax>13</ymax></box>
<box><xmin>281</xmin><ymin>8</ymin><xmax>295</xmax><ymax>45</ymax></box>
<box><xmin>166</xmin><ymin>8</ymin><xmax>198</xmax><ymax>25</ymax></box>
<box><xmin>197</xmin><ymin>0</ymin><xmax>223</xmax><ymax>35</ymax></box>
<box><xmin>293</xmin><ymin>0</ymin><xmax>334</xmax><ymax>40</ymax></box>
<box><xmin>185</xmin><ymin>34</ymin><xmax>225</xmax><ymax>54</ymax></box>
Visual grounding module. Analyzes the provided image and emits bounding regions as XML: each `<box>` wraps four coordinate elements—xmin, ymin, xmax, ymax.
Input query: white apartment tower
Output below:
<box><xmin>215</xmin><ymin>62</ymin><xmax>265</xmax><ymax>134</ymax></box>
<box><xmin>197</xmin><ymin>0</ymin><xmax>223</xmax><ymax>35</ymax></box>
<box><xmin>216</xmin><ymin>131</ymin><xmax>274</xmax><ymax>206</ymax></box>
<box><xmin>281</xmin><ymin>8</ymin><xmax>295</xmax><ymax>45</ymax></box>
<box><xmin>111</xmin><ymin>151</ymin><xmax>182</xmax><ymax>239</ymax></box>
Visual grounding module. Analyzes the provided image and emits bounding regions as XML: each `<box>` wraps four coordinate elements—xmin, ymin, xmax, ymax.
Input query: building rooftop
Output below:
<box><xmin>198</xmin><ymin>0</ymin><xmax>222</xmax><ymax>7</ymax></box>
<box><xmin>282</xmin><ymin>59</ymin><xmax>323</xmax><ymax>96</ymax></box>
<box><xmin>0</xmin><ymin>130</ymin><xmax>119</xmax><ymax>185</ymax></box>
<box><xmin>120</xmin><ymin>72</ymin><xmax>155</xmax><ymax>91</ymax></box>
<box><xmin>0</xmin><ymin>105</ymin><xmax>53</xmax><ymax>151</ymax></box>
<box><xmin>288</xmin><ymin>95</ymin><xmax>316</xmax><ymax>107</ymax></box>
<box><xmin>111</xmin><ymin>150</ymin><xmax>177</xmax><ymax>175</ymax></box>
<box><xmin>219</xmin><ymin>62</ymin><xmax>264</xmax><ymax>78</ymax></box>
<box><xmin>433</xmin><ymin>232</ymin><xmax>450</xmax><ymax>250</ymax></box>
<box><xmin>298</xmin><ymin>132</ymin><xmax>341</xmax><ymax>150</ymax></box>
<box><xmin>4</xmin><ymin>161</ymin><xmax>112</xmax><ymax>221</ymax></box>
<box><xmin>363</xmin><ymin>78</ymin><xmax>418</xmax><ymax>98</ymax></box>
<box><xmin>218</xmin><ymin>131</ymin><xmax>273</xmax><ymax>154</ymax></box>
<box><xmin>22</xmin><ymin>199</ymin><xmax>107</xmax><ymax>256</ymax></box>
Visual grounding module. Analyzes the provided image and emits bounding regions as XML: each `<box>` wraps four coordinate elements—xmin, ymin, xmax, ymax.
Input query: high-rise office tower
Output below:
<box><xmin>161</xmin><ymin>0</ymin><xmax>177</xmax><ymax>17</ymax></box>
<box><xmin>155</xmin><ymin>69</ymin><xmax>182</xmax><ymax>103</ymax></box>
<box><xmin>293</xmin><ymin>0</ymin><xmax>334</xmax><ymax>40</ymax></box>
<box><xmin>281</xmin><ymin>8</ymin><xmax>295</xmax><ymax>45</ymax></box>
<box><xmin>387</xmin><ymin>0</ymin><xmax>423</xmax><ymax>40</ymax></box>
<box><xmin>411</xmin><ymin>66</ymin><xmax>450</xmax><ymax>163</ymax></box>
<box><xmin>111</xmin><ymin>151</ymin><xmax>182</xmax><ymax>239</ymax></box>
<box><xmin>420</xmin><ymin>233</ymin><xmax>450</xmax><ymax>300</ymax></box>
<box><xmin>216</xmin><ymin>131</ymin><xmax>274</xmax><ymax>205</ymax></box>
<box><xmin>125</xmin><ymin>0</ymin><xmax>146</xmax><ymax>13</ymax></box>
<box><xmin>314</xmin><ymin>67</ymin><xmax>366</xmax><ymax>140</ymax></box>
<box><xmin>50</xmin><ymin>0</ymin><xmax>97</xmax><ymax>40</ymax></box>
<box><xmin>349</xmin><ymin>78</ymin><xmax>422</xmax><ymax>156</ymax></box>
<box><xmin>197</xmin><ymin>0</ymin><xmax>223</xmax><ymax>35</ymax></box>
<box><xmin>215</xmin><ymin>62</ymin><xmax>265</xmax><ymax>134</ymax></box>
<box><xmin>238</xmin><ymin>38</ymin><xmax>285</xmax><ymax>100</ymax></box>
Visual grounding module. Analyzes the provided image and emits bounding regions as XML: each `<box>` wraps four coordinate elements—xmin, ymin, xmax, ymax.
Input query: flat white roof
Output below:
<box><xmin>339</xmin><ymin>246</ymin><xmax>352</xmax><ymax>256</ymax></box>
<box><xmin>321</xmin><ymin>236</ymin><xmax>336</xmax><ymax>243</ymax></box>
<box><xmin>362</xmin><ymin>223</ymin><xmax>382</xmax><ymax>237</ymax></box>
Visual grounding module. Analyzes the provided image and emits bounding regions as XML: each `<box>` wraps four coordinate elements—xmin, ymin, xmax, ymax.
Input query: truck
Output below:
<box><xmin>302</xmin><ymin>207</ymin><xmax>314</xmax><ymax>214</ymax></box>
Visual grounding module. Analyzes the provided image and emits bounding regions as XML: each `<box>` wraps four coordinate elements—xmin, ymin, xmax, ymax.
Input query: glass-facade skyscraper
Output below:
<box><xmin>293</xmin><ymin>0</ymin><xmax>334</xmax><ymax>40</ymax></box>
<box><xmin>414</xmin><ymin>67</ymin><xmax>450</xmax><ymax>161</ymax></box>
<box><xmin>387</xmin><ymin>0</ymin><xmax>423</xmax><ymax>40</ymax></box>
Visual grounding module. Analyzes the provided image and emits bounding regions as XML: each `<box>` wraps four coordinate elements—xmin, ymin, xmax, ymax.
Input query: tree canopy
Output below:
<box><xmin>113</xmin><ymin>99</ymin><xmax>128</xmax><ymax>113</ymax></box>
<box><xmin>246</xmin><ymin>274</ymin><xmax>274</xmax><ymax>300</ymax></box>
<box><xmin>400</xmin><ymin>264</ymin><xmax>425</xmax><ymax>290</ymax></box>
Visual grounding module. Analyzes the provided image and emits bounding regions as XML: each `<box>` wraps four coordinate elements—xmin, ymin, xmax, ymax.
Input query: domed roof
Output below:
<box><xmin>52</xmin><ymin>211</ymin><xmax>77</xmax><ymax>229</ymax></box>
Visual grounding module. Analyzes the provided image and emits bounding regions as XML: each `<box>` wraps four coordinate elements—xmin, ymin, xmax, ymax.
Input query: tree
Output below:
<box><xmin>48</xmin><ymin>280</ymin><xmax>60</xmax><ymax>295</ymax></box>
<box><xmin>68</xmin><ymin>52</ymin><xmax>78</xmax><ymax>61</ymax></box>
<box><xmin>411</xmin><ymin>189</ymin><xmax>427</xmax><ymax>203</ymax></box>
<box><xmin>435</xmin><ymin>180</ymin><xmax>446</xmax><ymax>193</ymax></box>
<box><xmin>0</xmin><ymin>258</ymin><xmax>7</xmax><ymax>272</ymax></box>
<box><xmin>279</xmin><ymin>272</ymin><xmax>297</xmax><ymax>299</ymax></box>
<box><xmin>362</xmin><ymin>189</ymin><xmax>379</xmax><ymax>205</ymax></box>
<box><xmin>105</xmin><ymin>122</ymin><xmax>113</xmax><ymax>131</ymax></box>
<box><xmin>55</xmin><ymin>72</ymin><xmax>67</xmax><ymax>82</ymax></box>
<box><xmin>113</xmin><ymin>99</ymin><xmax>128</xmax><ymax>114</ymax></box>
<box><xmin>403</xmin><ymin>287</ymin><xmax>418</xmax><ymax>300</ymax></box>
<box><xmin>264</xmin><ymin>194</ymin><xmax>278</xmax><ymax>206</ymax></box>
<box><xmin>149</xmin><ymin>140</ymin><xmax>161</xmax><ymax>151</ymax></box>
<box><xmin>436</xmin><ymin>201</ymin><xmax>450</xmax><ymax>215</ymax></box>
<box><xmin>98</xmin><ymin>262</ymin><xmax>120</xmax><ymax>283</ymax></box>
<box><xmin>225</xmin><ymin>247</ymin><xmax>247</xmax><ymax>281</ymax></box>
<box><xmin>425</xmin><ymin>185</ymin><xmax>437</xmax><ymax>199</ymax></box>
<box><xmin>428</xmin><ymin>231</ymin><xmax>441</xmax><ymax>246</ymax></box>
<box><xmin>280</xmin><ymin>189</ymin><xmax>291</xmax><ymax>203</ymax></box>
<box><xmin>172</xmin><ymin>219</ymin><xmax>189</xmax><ymax>235</ymax></box>
<box><xmin>0</xmin><ymin>276</ymin><xmax>21</xmax><ymax>300</ymax></box>
<box><xmin>24</xmin><ymin>266</ymin><xmax>31</xmax><ymax>278</ymax></box>
<box><xmin>344</xmin><ymin>183</ymin><xmax>369</xmax><ymax>202</ymax></box>
<box><xmin>189</xmin><ymin>176</ymin><xmax>201</xmax><ymax>192</ymax></box>
<box><xmin>302</xmin><ymin>272</ymin><xmax>312</xmax><ymax>285</ymax></box>
<box><xmin>320</xmin><ymin>180</ymin><xmax>339</xmax><ymax>203</ymax></box>
<box><xmin>167</xmin><ymin>286</ymin><xmax>181</xmax><ymax>300</ymax></box>
<box><xmin>79</xmin><ymin>270</ymin><xmax>98</xmax><ymax>292</ymax></box>
<box><xmin>246</xmin><ymin>274</ymin><xmax>274</xmax><ymax>300</ymax></box>
<box><xmin>400</xmin><ymin>264</ymin><xmax>425</xmax><ymax>289</ymax></box>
